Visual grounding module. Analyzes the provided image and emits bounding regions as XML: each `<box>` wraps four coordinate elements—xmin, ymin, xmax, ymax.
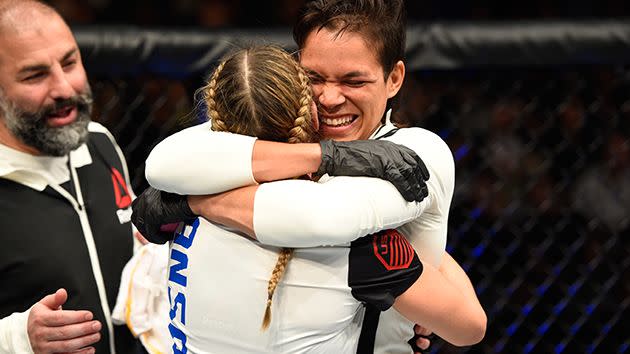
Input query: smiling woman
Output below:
<box><xmin>300</xmin><ymin>28</ymin><xmax>405</xmax><ymax>141</ymax></box>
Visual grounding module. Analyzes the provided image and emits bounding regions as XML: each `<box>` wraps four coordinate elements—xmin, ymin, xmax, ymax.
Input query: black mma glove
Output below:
<box><xmin>316</xmin><ymin>140</ymin><xmax>430</xmax><ymax>202</ymax></box>
<box><xmin>131</xmin><ymin>187</ymin><xmax>197</xmax><ymax>244</ymax></box>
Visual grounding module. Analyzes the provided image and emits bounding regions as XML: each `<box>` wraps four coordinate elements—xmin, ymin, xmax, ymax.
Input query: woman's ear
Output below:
<box><xmin>386</xmin><ymin>61</ymin><xmax>405</xmax><ymax>99</ymax></box>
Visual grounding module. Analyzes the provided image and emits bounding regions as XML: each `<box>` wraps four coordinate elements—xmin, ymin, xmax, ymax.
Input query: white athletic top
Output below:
<box><xmin>167</xmin><ymin>218</ymin><xmax>422</xmax><ymax>353</ymax></box>
<box><xmin>146</xmin><ymin>116</ymin><xmax>455</xmax><ymax>354</ymax></box>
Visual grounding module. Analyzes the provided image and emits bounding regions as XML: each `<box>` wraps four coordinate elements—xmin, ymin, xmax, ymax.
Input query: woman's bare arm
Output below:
<box><xmin>393</xmin><ymin>253</ymin><xmax>487</xmax><ymax>347</ymax></box>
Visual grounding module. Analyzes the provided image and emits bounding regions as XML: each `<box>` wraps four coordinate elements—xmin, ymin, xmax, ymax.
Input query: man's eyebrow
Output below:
<box><xmin>18</xmin><ymin>48</ymin><xmax>78</xmax><ymax>75</ymax></box>
<box><xmin>18</xmin><ymin>63</ymin><xmax>48</xmax><ymax>75</ymax></box>
<box><xmin>60</xmin><ymin>48</ymin><xmax>78</xmax><ymax>62</ymax></box>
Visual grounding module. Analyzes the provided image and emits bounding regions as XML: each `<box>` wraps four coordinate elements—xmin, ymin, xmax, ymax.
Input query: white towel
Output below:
<box><xmin>112</xmin><ymin>243</ymin><xmax>171</xmax><ymax>354</ymax></box>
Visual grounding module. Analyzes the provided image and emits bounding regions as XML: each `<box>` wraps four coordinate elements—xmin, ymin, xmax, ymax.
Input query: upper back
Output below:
<box><xmin>167</xmin><ymin>218</ymin><xmax>363</xmax><ymax>353</ymax></box>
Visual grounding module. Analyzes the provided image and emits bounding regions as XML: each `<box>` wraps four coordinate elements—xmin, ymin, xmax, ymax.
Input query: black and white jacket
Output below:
<box><xmin>0</xmin><ymin>122</ymin><xmax>137</xmax><ymax>354</ymax></box>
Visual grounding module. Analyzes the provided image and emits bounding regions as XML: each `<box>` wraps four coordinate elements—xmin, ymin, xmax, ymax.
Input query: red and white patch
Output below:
<box><xmin>111</xmin><ymin>167</ymin><xmax>131</xmax><ymax>209</ymax></box>
<box><xmin>372</xmin><ymin>229</ymin><xmax>414</xmax><ymax>271</ymax></box>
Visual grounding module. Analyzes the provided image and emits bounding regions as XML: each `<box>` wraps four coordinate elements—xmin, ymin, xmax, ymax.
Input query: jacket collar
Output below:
<box><xmin>0</xmin><ymin>143</ymin><xmax>92</xmax><ymax>191</ymax></box>
<box><xmin>369</xmin><ymin>109</ymin><xmax>397</xmax><ymax>140</ymax></box>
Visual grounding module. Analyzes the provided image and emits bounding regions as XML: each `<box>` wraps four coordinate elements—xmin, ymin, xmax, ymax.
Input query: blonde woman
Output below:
<box><xmin>132</xmin><ymin>45</ymin><xmax>485</xmax><ymax>353</ymax></box>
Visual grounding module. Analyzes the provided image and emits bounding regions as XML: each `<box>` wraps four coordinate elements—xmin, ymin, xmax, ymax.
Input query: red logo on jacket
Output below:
<box><xmin>372</xmin><ymin>229</ymin><xmax>414</xmax><ymax>270</ymax></box>
<box><xmin>111</xmin><ymin>167</ymin><xmax>131</xmax><ymax>209</ymax></box>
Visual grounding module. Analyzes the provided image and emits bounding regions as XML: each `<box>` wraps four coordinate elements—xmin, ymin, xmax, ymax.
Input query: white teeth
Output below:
<box><xmin>321</xmin><ymin>116</ymin><xmax>353</xmax><ymax>127</ymax></box>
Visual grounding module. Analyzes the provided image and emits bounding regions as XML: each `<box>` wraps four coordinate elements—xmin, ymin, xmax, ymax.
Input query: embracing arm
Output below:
<box><xmin>145</xmin><ymin>122</ymin><xmax>321</xmax><ymax>194</ymax></box>
<box><xmin>438</xmin><ymin>252</ymin><xmax>483</xmax><ymax>314</ymax></box>
<box><xmin>138</xmin><ymin>125</ymin><xmax>428</xmax><ymax>244</ymax></box>
<box><xmin>146</xmin><ymin>122</ymin><xmax>427</xmax><ymax>201</ymax></box>
<box><xmin>393</xmin><ymin>253</ymin><xmax>487</xmax><ymax>347</ymax></box>
<box><xmin>190</xmin><ymin>176</ymin><xmax>428</xmax><ymax>247</ymax></box>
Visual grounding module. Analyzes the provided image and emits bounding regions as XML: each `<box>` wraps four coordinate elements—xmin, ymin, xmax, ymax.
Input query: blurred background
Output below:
<box><xmin>44</xmin><ymin>0</ymin><xmax>630</xmax><ymax>353</ymax></box>
<box><xmin>41</xmin><ymin>0</ymin><xmax>630</xmax><ymax>26</ymax></box>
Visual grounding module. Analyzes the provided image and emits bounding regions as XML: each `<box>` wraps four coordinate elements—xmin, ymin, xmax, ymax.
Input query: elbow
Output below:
<box><xmin>144</xmin><ymin>163</ymin><xmax>158</xmax><ymax>188</ymax></box>
<box><xmin>144</xmin><ymin>152</ymin><xmax>185</xmax><ymax>193</ymax></box>
<box><xmin>469</xmin><ymin>310</ymin><xmax>487</xmax><ymax>345</ymax></box>
<box><xmin>451</xmin><ymin>309</ymin><xmax>487</xmax><ymax>347</ymax></box>
<box><xmin>144</xmin><ymin>154</ymin><xmax>164</xmax><ymax>188</ymax></box>
<box><xmin>144</xmin><ymin>164</ymin><xmax>169</xmax><ymax>192</ymax></box>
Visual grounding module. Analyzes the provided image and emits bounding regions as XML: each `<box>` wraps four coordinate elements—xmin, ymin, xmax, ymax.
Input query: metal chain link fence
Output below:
<box><xmin>87</xmin><ymin>36</ymin><xmax>630</xmax><ymax>354</ymax></box>
<box><xmin>395</xmin><ymin>67</ymin><xmax>630</xmax><ymax>353</ymax></box>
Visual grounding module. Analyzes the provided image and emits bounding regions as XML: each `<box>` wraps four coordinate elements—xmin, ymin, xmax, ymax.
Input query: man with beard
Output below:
<box><xmin>0</xmin><ymin>1</ymin><xmax>140</xmax><ymax>353</ymax></box>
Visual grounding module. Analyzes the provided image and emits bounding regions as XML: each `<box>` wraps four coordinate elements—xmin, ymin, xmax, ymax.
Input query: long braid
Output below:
<box><xmin>260</xmin><ymin>53</ymin><xmax>314</xmax><ymax>331</ymax></box>
<box><xmin>261</xmin><ymin>248</ymin><xmax>293</xmax><ymax>330</ymax></box>
<box><xmin>204</xmin><ymin>60</ymin><xmax>228</xmax><ymax>132</ymax></box>
<box><xmin>200</xmin><ymin>46</ymin><xmax>315</xmax><ymax>331</ymax></box>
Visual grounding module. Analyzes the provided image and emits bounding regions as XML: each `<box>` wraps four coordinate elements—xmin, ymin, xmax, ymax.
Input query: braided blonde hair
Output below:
<box><xmin>200</xmin><ymin>45</ymin><xmax>316</xmax><ymax>330</ymax></box>
<box><xmin>204</xmin><ymin>59</ymin><xmax>227</xmax><ymax>133</ymax></box>
<box><xmin>201</xmin><ymin>45</ymin><xmax>317</xmax><ymax>144</ymax></box>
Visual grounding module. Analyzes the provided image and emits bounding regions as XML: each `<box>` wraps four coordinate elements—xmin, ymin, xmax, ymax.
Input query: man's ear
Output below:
<box><xmin>386</xmin><ymin>61</ymin><xmax>405</xmax><ymax>99</ymax></box>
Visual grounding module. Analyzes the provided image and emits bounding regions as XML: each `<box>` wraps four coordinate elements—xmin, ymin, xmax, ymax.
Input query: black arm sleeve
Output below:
<box><xmin>348</xmin><ymin>229</ymin><xmax>423</xmax><ymax>311</ymax></box>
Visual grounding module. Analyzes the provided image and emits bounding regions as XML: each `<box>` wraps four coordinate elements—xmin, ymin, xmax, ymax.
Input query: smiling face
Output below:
<box><xmin>300</xmin><ymin>28</ymin><xmax>404</xmax><ymax>141</ymax></box>
<box><xmin>0</xmin><ymin>9</ymin><xmax>92</xmax><ymax>155</ymax></box>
